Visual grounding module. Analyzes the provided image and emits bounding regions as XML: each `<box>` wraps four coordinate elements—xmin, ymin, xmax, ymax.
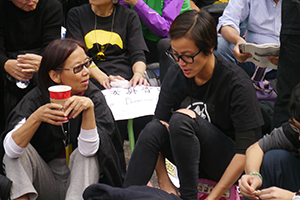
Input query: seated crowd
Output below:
<box><xmin>1</xmin><ymin>0</ymin><xmax>300</xmax><ymax>200</ymax></box>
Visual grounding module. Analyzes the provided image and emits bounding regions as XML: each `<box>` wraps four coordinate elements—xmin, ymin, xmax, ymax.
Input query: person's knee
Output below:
<box><xmin>136</xmin><ymin>119</ymin><xmax>168</xmax><ymax>146</ymax></box>
<box><xmin>169</xmin><ymin>110</ymin><xmax>196</xmax><ymax>134</ymax></box>
<box><xmin>176</xmin><ymin>109</ymin><xmax>196</xmax><ymax>118</ymax></box>
<box><xmin>3</xmin><ymin>144</ymin><xmax>36</xmax><ymax>167</ymax></box>
<box><xmin>261</xmin><ymin>149</ymin><xmax>293</xmax><ymax>173</ymax></box>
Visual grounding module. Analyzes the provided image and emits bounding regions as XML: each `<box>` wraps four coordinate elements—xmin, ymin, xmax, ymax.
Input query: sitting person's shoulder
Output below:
<box><xmin>165</xmin><ymin>63</ymin><xmax>187</xmax><ymax>80</ymax></box>
<box><xmin>68</xmin><ymin>3</ymin><xmax>91</xmax><ymax>14</ymax></box>
<box><xmin>161</xmin><ymin>64</ymin><xmax>190</xmax><ymax>89</ymax></box>
<box><xmin>214</xmin><ymin>54</ymin><xmax>254</xmax><ymax>92</ymax></box>
<box><xmin>84</xmin><ymin>82</ymin><xmax>106</xmax><ymax>100</ymax></box>
<box><xmin>0</xmin><ymin>0</ymin><xmax>7</xmax><ymax>8</ymax></box>
<box><xmin>28</xmin><ymin>86</ymin><xmax>52</xmax><ymax>105</ymax></box>
<box><xmin>7</xmin><ymin>86</ymin><xmax>49</xmax><ymax>120</ymax></box>
<box><xmin>38</xmin><ymin>0</ymin><xmax>62</xmax><ymax>10</ymax></box>
<box><xmin>115</xmin><ymin>4</ymin><xmax>140</xmax><ymax>18</ymax></box>
<box><xmin>215</xmin><ymin>54</ymin><xmax>251</xmax><ymax>80</ymax></box>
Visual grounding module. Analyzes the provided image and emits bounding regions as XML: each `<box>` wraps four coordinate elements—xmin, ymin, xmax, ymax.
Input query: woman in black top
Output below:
<box><xmin>1</xmin><ymin>39</ymin><xmax>125</xmax><ymax>199</ymax></box>
<box><xmin>66</xmin><ymin>0</ymin><xmax>149</xmax><ymax>89</ymax></box>
<box><xmin>124</xmin><ymin>10</ymin><xmax>263</xmax><ymax>200</ymax></box>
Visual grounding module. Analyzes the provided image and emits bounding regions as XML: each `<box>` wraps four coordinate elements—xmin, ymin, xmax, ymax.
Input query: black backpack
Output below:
<box><xmin>145</xmin><ymin>64</ymin><xmax>160</xmax><ymax>87</ymax></box>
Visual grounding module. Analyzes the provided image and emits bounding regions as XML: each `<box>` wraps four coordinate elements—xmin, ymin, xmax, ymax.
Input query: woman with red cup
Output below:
<box><xmin>0</xmin><ymin>38</ymin><xmax>125</xmax><ymax>200</ymax></box>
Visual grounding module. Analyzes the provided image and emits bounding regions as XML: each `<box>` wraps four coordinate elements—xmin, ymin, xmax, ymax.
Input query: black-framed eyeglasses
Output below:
<box><xmin>59</xmin><ymin>57</ymin><xmax>93</xmax><ymax>74</ymax></box>
<box><xmin>165</xmin><ymin>47</ymin><xmax>201</xmax><ymax>64</ymax></box>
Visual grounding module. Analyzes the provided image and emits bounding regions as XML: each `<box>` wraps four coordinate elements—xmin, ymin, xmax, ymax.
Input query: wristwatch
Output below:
<box><xmin>292</xmin><ymin>190</ymin><xmax>300</xmax><ymax>200</ymax></box>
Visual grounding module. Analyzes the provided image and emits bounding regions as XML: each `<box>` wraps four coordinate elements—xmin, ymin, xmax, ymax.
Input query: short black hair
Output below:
<box><xmin>169</xmin><ymin>10</ymin><xmax>217</xmax><ymax>56</ymax></box>
<box><xmin>289</xmin><ymin>83</ymin><xmax>300</xmax><ymax>122</ymax></box>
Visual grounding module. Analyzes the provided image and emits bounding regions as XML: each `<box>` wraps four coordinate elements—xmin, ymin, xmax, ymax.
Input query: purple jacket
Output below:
<box><xmin>119</xmin><ymin>0</ymin><xmax>184</xmax><ymax>38</ymax></box>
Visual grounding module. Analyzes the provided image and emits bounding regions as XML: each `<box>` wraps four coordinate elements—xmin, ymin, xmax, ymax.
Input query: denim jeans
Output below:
<box><xmin>124</xmin><ymin>112</ymin><xmax>236</xmax><ymax>200</ymax></box>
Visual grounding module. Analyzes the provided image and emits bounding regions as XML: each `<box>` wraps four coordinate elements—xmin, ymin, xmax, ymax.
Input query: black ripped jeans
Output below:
<box><xmin>124</xmin><ymin>112</ymin><xmax>236</xmax><ymax>200</ymax></box>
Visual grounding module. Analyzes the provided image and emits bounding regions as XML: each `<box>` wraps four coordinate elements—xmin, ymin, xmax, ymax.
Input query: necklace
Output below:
<box><xmin>94</xmin><ymin>6</ymin><xmax>116</xmax><ymax>61</ymax></box>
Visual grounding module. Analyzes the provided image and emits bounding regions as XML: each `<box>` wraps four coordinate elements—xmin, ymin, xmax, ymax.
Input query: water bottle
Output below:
<box><xmin>16</xmin><ymin>80</ymin><xmax>30</xmax><ymax>89</ymax></box>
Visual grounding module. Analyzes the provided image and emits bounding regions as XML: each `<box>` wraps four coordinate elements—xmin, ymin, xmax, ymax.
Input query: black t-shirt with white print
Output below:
<box><xmin>155</xmin><ymin>55</ymin><xmax>263</xmax><ymax>151</ymax></box>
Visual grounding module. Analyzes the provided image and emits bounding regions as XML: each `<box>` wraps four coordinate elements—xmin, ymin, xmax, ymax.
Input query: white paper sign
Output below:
<box><xmin>102</xmin><ymin>85</ymin><xmax>160</xmax><ymax>121</ymax></box>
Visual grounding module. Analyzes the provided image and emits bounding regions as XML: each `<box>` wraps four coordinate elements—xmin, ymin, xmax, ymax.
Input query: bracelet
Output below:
<box><xmin>134</xmin><ymin>71</ymin><xmax>145</xmax><ymax>78</ymax></box>
<box><xmin>89</xmin><ymin>65</ymin><xmax>97</xmax><ymax>69</ymax></box>
<box><xmin>249</xmin><ymin>172</ymin><xmax>263</xmax><ymax>180</ymax></box>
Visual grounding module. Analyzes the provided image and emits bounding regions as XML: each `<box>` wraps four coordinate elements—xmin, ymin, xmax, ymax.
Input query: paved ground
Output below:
<box><xmin>123</xmin><ymin>140</ymin><xmax>159</xmax><ymax>188</ymax></box>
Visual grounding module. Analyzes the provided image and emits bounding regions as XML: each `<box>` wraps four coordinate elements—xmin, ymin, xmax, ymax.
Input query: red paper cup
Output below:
<box><xmin>48</xmin><ymin>85</ymin><xmax>72</xmax><ymax>123</ymax></box>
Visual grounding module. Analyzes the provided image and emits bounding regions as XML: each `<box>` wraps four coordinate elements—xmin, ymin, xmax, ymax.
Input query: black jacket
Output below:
<box><xmin>0</xmin><ymin>82</ymin><xmax>126</xmax><ymax>187</ymax></box>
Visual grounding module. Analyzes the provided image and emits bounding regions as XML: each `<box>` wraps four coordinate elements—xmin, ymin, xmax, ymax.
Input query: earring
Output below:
<box><xmin>112</xmin><ymin>0</ymin><xmax>118</xmax><ymax>3</ymax></box>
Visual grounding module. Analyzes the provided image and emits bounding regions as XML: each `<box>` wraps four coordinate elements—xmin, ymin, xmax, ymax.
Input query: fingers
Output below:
<box><xmin>108</xmin><ymin>75</ymin><xmax>125</xmax><ymax>82</ymax></box>
<box><xmin>17</xmin><ymin>63</ymin><xmax>39</xmax><ymax>73</ymax></box>
<box><xmin>15</xmin><ymin>73</ymin><xmax>32</xmax><ymax>82</ymax></box>
<box><xmin>68</xmin><ymin>102</ymin><xmax>83</xmax><ymax>119</ymax></box>
<box><xmin>105</xmin><ymin>74</ymin><xmax>149</xmax><ymax>88</ymax></box>
<box><xmin>17</xmin><ymin>53</ymin><xmax>42</xmax><ymax>65</ymax></box>
<box><xmin>113</xmin><ymin>75</ymin><xmax>125</xmax><ymax>80</ymax></box>
<box><xmin>130</xmin><ymin>73</ymin><xmax>148</xmax><ymax>87</ymax></box>
<box><xmin>130</xmin><ymin>73</ymin><xmax>140</xmax><ymax>87</ymax></box>
<box><xmin>13</xmin><ymin>70</ymin><xmax>32</xmax><ymax>82</ymax></box>
<box><xmin>63</xmin><ymin>97</ymin><xmax>80</xmax><ymax>119</ymax></box>
<box><xmin>5</xmin><ymin>60</ymin><xmax>32</xmax><ymax>81</ymax></box>
<box><xmin>14</xmin><ymin>56</ymin><xmax>38</xmax><ymax>80</ymax></box>
<box><xmin>44</xmin><ymin>114</ymin><xmax>67</xmax><ymax>126</ymax></box>
<box><xmin>102</xmin><ymin>78</ymin><xmax>111</xmax><ymax>89</ymax></box>
<box><xmin>257</xmin><ymin>187</ymin><xmax>295</xmax><ymax>200</ymax></box>
<box><xmin>103</xmin><ymin>81</ymin><xmax>111</xmax><ymax>89</ymax></box>
<box><xmin>250</xmin><ymin>180</ymin><xmax>262</xmax><ymax>192</ymax></box>
<box><xmin>143</xmin><ymin>78</ymin><xmax>150</xmax><ymax>86</ymax></box>
<box><xmin>238</xmin><ymin>179</ymin><xmax>253</xmax><ymax>198</ymax></box>
<box><xmin>16</xmin><ymin>54</ymin><xmax>41</xmax><ymax>74</ymax></box>
<box><xmin>267</xmin><ymin>56</ymin><xmax>279</xmax><ymax>66</ymax></box>
<box><xmin>17</xmin><ymin>62</ymin><xmax>39</xmax><ymax>74</ymax></box>
<box><xmin>36</xmin><ymin>103</ymin><xmax>67</xmax><ymax>125</ymax></box>
<box><xmin>255</xmin><ymin>188</ymin><xmax>274</xmax><ymax>200</ymax></box>
<box><xmin>99</xmin><ymin>76</ymin><xmax>110</xmax><ymax>89</ymax></box>
<box><xmin>63</xmin><ymin>96</ymin><xmax>93</xmax><ymax>119</ymax></box>
<box><xmin>256</xmin><ymin>187</ymin><xmax>277</xmax><ymax>199</ymax></box>
<box><xmin>238</xmin><ymin>176</ymin><xmax>260</xmax><ymax>200</ymax></box>
<box><xmin>233</xmin><ymin>45</ymin><xmax>252</xmax><ymax>63</ymax></box>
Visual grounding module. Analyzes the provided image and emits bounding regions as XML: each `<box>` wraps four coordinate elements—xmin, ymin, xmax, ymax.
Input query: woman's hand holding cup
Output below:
<box><xmin>33</xmin><ymin>103</ymin><xmax>68</xmax><ymax>126</ymax></box>
<box><xmin>63</xmin><ymin>96</ymin><xmax>94</xmax><ymax>119</ymax></box>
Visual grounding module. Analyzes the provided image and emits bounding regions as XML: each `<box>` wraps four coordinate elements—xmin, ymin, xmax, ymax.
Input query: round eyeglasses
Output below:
<box><xmin>165</xmin><ymin>47</ymin><xmax>201</xmax><ymax>64</ymax></box>
<box><xmin>59</xmin><ymin>57</ymin><xmax>93</xmax><ymax>74</ymax></box>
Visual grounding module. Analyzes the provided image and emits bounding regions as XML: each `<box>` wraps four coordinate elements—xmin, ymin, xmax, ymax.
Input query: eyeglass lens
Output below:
<box><xmin>167</xmin><ymin>48</ymin><xmax>194</xmax><ymax>64</ymax></box>
<box><xmin>73</xmin><ymin>58</ymin><xmax>92</xmax><ymax>74</ymax></box>
<box><xmin>174</xmin><ymin>55</ymin><xmax>194</xmax><ymax>64</ymax></box>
